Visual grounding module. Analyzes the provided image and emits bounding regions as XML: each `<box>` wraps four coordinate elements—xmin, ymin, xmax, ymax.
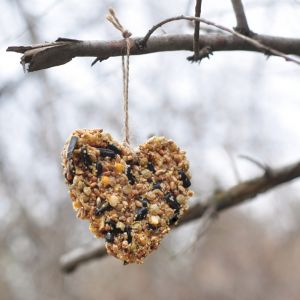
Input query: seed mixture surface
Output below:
<box><xmin>62</xmin><ymin>129</ymin><xmax>193</xmax><ymax>264</ymax></box>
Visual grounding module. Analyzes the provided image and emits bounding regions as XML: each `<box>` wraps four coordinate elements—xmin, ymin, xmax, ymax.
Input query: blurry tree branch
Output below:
<box><xmin>60</xmin><ymin>240</ymin><xmax>107</xmax><ymax>273</ymax></box>
<box><xmin>60</xmin><ymin>159</ymin><xmax>300</xmax><ymax>273</ymax></box>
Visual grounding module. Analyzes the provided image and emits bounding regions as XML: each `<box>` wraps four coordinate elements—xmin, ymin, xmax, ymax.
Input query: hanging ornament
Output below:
<box><xmin>62</xmin><ymin>129</ymin><xmax>193</xmax><ymax>263</ymax></box>
<box><xmin>61</xmin><ymin>9</ymin><xmax>193</xmax><ymax>264</ymax></box>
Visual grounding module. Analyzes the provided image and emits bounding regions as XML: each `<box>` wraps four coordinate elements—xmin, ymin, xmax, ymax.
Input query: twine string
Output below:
<box><xmin>106</xmin><ymin>8</ymin><xmax>132</xmax><ymax>145</ymax></box>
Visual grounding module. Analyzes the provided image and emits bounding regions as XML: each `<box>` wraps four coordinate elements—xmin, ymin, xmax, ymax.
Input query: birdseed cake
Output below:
<box><xmin>62</xmin><ymin>129</ymin><xmax>193</xmax><ymax>264</ymax></box>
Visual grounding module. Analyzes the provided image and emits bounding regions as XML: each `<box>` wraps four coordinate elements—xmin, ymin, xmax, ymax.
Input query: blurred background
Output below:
<box><xmin>1</xmin><ymin>0</ymin><xmax>300</xmax><ymax>299</ymax></box>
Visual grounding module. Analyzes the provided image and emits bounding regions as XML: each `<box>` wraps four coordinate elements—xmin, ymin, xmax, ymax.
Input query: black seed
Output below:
<box><xmin>123</xmin><ymin>261</ymin><xmax>129</xmax><ymax>265</ymax></box>
<box><xmin>107</xmin><ymin>144</ymin><xmax>121</xmax><ymax>155</ymax></box>
<box><xmin>65</xmin><ymin>160</ymin><xmax>76</xmax><ymax>183</ymax></box>
<box><xmin>65</xmin><ymin>173</ymin><xmax>70</xmax><ymax>183</ymax></box>
<box><xmin>142</xmin><ymin>198</ymin><xmax>148</xmax><ymax>207</ymax></box>
<box><xmin>147</xmin><ymin>224</ymin><xmax>157</xmax><ymax>231</ymax></box>
<box><xmin>164</xmin><ymin>192</ymin><xmax>181</xmax><ymax>211</ymax></box>
<box><xmin>81</xmin><ymin>147</ymin><xmax>92</xmax><ymax>167</ymax></box>
<box><xmin>135</xmin><ymin>207</ymin><xmax>148</xmax><ymax>221</ymax></box>
<box><xmin>126</xmin><ymin>166</ymin><xmax>136</xmax><ymax>185</ymax></box>
<box><xmin>96</xmin><ymin>161</ymin><xmax>103</xmax><ymax>177</ymax></box>
<box><xmin>105</xmin><ymin>231</ymin><xmax>114</xmax><ymax>243</ymax></box>
<box><xmin>67</xmin><ymin>136</ymin><xmax>78</xmax><ymax>160</ymax></box>
<box><xmin>106</xmin><ymin>219</ymin><xmax>116</xmax><ymax>228</ymax></box>
<box><xmin>126</xmin><ymin>159</ymin><xmax>139</xmax><ymax>165</ymax></box>
<box><xmin>125</xmin><ymin>225</ymin><xmax>132</xmax><ymax>244</ymax></box>
<box><xmin>106</xmin><ymin>220</ymin><xmax>123</xmax><ymax>235</ymax></box>
<box><xmin>115</xmin><ymin>228</ymin><xmax>123</xmax><ymax>234</ymax></box>
<box><xmin>152</xmin><ymin>181</ymin><xmax>162</xmax><ymax>190</ymax></box>
<box><xmin>179</xmin><ymin>170</ymin><xmax>191</xmax><ymax>188</ymax></box>
<box><xmin>99</xmin><ymin>148</ymin><xmax>116</xmax><ymax>158</ymax></box>
<box><xmin>147</xmin><ymin>162</ymin><xmax>156</xmax><ymax>173</ymax></box>
<box><xmin>94</xmin><ymin>203</ymin><xmax>112</xmax><ymax>216</ymax></box>
<box><xmin>169</xmin><ymin>214</ymin><xmax>179</xmax><ymax>225</ymax></box>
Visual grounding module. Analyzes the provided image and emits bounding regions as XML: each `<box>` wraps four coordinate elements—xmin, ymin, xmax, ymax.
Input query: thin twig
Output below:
<box><xmin>170</xmin><ymin>203</ymin><xmax>216</xmax><ymax>260</ymax></box>
<box><xmin>231</xmin><ymin>0</ymin><xmax>251</xmax><ymax>35</ymax></box>
<box><xmin>187</xmin><ymin>0</ymin><xmax>203</xmax><ymax>61</ymax></box>
<box><xmin>239</xmin><ymin>154</ymin><xmax>272</xmax><ymax>176</ymax></box>
<box><xmin>193</xmin><ymin>0</ymin><xmax>202</xmax><ymax>55</ymax></box>
<box><xmin>138</xmin><ymin>15</ymin><xmax>300</xmax><ymax>65</ymax></box>
<box><xmin>225</xmin><ymin>148</ymin><xmax>241</xmax><ymax>183</ymax></box>
<box><xmin>60</xmin><ymin>159</ymin><xmax>300</xmax><ymax>273</ymax></box>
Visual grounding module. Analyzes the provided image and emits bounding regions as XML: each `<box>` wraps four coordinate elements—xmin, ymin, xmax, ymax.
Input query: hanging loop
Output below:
<box><xmin>107</xmin><ymin>8</ymin><xmax>132</xmax><ymax>146</ymax></box>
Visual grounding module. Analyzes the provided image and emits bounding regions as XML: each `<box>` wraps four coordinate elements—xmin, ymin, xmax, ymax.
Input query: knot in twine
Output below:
<box><xmin>107</xmin><ymin>8</ymin><xmax>132</xmax><ymax>146</ymax></box>
<box><xmin>107</xmin><ymin>8</ymin><xmax>132</xmax><ymax>39</ymax></box>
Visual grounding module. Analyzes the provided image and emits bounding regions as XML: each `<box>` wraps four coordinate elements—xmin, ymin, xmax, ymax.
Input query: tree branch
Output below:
<box><xmin>230</xmin><ymin>0</ymin><xmax>251</xmax><ymax>35</ymax></box>
<box><xmin>60</xmin><ymin>240</ymin><xmax>107</xmax><ymax>273</ymax></box>
<box><xmin>187</xmin><ymin>0</ymin><xmax>208</xmax><ymax>62</ymax></box>
<box><xmin>238</xmin><ymin>154</ymin><xmax>272</xmax><ymax>176</ymax></box>
<box><xmin>60</xmin><ymin>159</ymin><xmax>300</xmax><ymax>273</ymax></box>
<box><xmin>7</xmin><ymin>33</ymin><xmax>300</xmax><ymax>72</ymax></box>
<box><xmin>194</xmin><ymin>0</ymin><xmax>202</xmax><ymax>55</ymax></box>
<box><xmin>138</xmin><ymin>16</ymin><xmax>300</xmax><ymax>65</ymax></box>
